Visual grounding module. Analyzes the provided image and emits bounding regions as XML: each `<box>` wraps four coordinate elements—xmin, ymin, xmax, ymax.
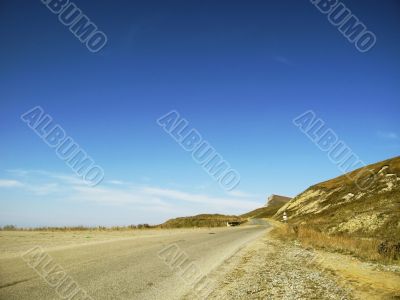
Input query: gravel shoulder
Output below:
<box><xmin>184</xmin><ymin>227</ymin><xmax>400</xmax><ymax>300</ymax></box>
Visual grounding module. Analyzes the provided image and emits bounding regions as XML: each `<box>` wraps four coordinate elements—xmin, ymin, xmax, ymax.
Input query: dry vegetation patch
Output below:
<box><xmin>159</xmin><ymin>214</ymin><xmax>244</xmax><ymax>228</ymax></box>
<box><xmin>271</xmin><ymin>224</ymin><xmax>400</xmax><ymax>263</ymax></box>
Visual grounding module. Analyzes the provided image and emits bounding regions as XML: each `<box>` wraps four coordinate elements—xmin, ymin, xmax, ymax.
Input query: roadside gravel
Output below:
<box><xmin>185</xmin><ymin>231</ymin><xmax>352</xmax><ymax>300</ymax></box>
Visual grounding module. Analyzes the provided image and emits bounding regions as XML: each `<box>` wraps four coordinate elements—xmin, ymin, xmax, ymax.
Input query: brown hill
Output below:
<box><xmin>159</xmin><ymin>214</ymin><xmax>243</xmax><ymax>228</ymax></box>
<box><xmin>274</xmin><ymin>156</ymin><xmax>400</xmax><ymax>240</ymax></box>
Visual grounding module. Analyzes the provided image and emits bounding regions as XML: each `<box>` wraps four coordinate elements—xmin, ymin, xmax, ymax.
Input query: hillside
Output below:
<box><xmin>241</xmin><ymin>195</ymin><xmax>291</xmax><ymax>219</ymax></box>
<box><xmin>158</xmin><ymin>214</ymin><xmax>244</xmax><ymax>228</ymax></box>
<box><xmin>240</xmin><ymin>205</ymin><xmax>281</xmax><ymax>219</ymax></box>
<box><xmin>274</xmin><ymin>156</ymin><xmax>400</xmax><ymax>240</ymax></box>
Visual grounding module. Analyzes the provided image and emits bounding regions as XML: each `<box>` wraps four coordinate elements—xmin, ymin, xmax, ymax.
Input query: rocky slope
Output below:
<box><xmin>274</xmin><ymin>156</ymin><xmax>400</xmax><ymax>240</ymax></box>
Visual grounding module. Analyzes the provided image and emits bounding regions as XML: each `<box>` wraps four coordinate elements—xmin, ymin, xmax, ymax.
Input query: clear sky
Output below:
<box><xmin>1</xmin><ymin>0</ymin><xmax>399</xmax><ymax>226</ymax></box>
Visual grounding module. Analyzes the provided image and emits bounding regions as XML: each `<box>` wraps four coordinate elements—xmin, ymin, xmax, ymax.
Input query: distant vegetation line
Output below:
<box><xmin>0</xmin><ymin>214</ymin><xmax>246</xmax><ymax>231</ymax></box>
<box><xmin>0</xmin><ymin>224</ymin><xmax>154</xmax><ymax>231</ymax></box>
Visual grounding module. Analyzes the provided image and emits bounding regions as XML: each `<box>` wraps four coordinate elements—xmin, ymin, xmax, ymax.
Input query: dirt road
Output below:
<box><xmin>2</xmin><ymin>223</ymin><xmax>398</xmax><ymax>299</ymax></box>
<box><xmin>0</xmin><ymin>225</ymin><xmax>268</xmax><ymax>299</ymax></box>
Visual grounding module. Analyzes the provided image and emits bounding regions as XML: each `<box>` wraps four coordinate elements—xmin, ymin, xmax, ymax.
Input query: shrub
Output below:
<box><xmin>1</xmin><ymin>225</ymin><xmax>17</xmax><ymax>231</ymax></box>
<box><xmin>378</xmin><ymin>241</ymin><xmax>400</xmax><ymax>260</ymax></box>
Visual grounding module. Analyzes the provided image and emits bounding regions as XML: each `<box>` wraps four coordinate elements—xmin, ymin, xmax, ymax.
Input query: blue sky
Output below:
<box><xmin>0</xmin><ymin>0</ymin><xmax>399</xmax><ymax>226</ymax></box>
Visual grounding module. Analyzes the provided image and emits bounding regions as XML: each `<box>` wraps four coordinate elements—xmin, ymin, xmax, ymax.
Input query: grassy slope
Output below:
<box><xmin>241</xmin><ymin>196</ymin><xmax>290</xmax><ymax>219</ymax></box>
<box><xmin>158</xmin><ymin>214</ymin><xmax>244</xmax><ymax>228</ymax></box>
<box><xmin>241</xmin><ymin>204</ymin><xmax>284</xmax><ymax>219</ymax></box>
<box><xmin>274</xmin><ymin>156</ymin><xmax>400</xmax><ymax>240</ymax></box>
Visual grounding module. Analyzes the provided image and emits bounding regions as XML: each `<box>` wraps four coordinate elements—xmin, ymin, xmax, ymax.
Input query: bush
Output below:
<box><xmin>1</xmin><ymin>225</ymin><xmax>17</xmax><ymax>231</ymax></box>
<box><xmin>378</xmin><ymin>241</ymin><xmax>400</xmax><ymax>260</ymax></box>
<box><xmin>137</xmin><ymin>224</ymin><xmax>150</xmax><ymax>229</ymax></box>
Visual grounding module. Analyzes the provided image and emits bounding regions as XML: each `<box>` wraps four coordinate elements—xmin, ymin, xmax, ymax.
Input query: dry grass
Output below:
<box><xmin>271</xmin><ymin>224</ymin><xmax>399</xmax><ymax>263</ymax></box>
<box><xmin>317</xmin><ymin>155</ymin><xmax>400</xmax><ymax>189</ymax></box>
<box><xmin>241</xmin><ymin>204</ymin><xmax>285</xmax><ymax>219</ymax></box>
<box><xmin>159</xmin><ymin>214</ymin><xmax>244</xmax><ymax>228</ymax></box>
<box><xmin>274</xmin><ymin>156</ymin><xmax>400</xmax><ymax>242</ymax></box>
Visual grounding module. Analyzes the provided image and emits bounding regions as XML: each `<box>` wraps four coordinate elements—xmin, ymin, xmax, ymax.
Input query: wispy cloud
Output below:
<box><xmin>376</xmin><ymin>131</ymin><xmax>399</xmax><ymax>140</ymax></box>
<box><xmin>0</xmin><ymin>179</ymin><xmax>24</xmax><ymax>187</ymax></box>
<box><xmin>0</xmin><ymin>177</ymin><xmax>60</xmax><ymax>196</ymax></box>
<box><xmin>141</xmin><ymin>187</ymin><xmax>260</xmax><ymax>211</ymax></box>
<box><xmin>107</xmin><ymin>180</ymin><xmax>127</xmax><ymax>185</ymax></box>
<box><xmin>0</xmin><ymin>169</ymin><xmax>75</xmax><ymax>196</ymax></box>
<box><xmin>7</xmin><ymin>169</ymin><xmax>85</xmax><ymax>186</ymax></box>
<box><xmin>69</xmin><ymin>185</ymin><xmax>172</xmax><ymax>208</ymax></box>
<box><xmin>1</xmin><ymin>169</ymin><xmax>261</xmax><ymax>216</ymax></box>
<box><xmin>27</xmin><ymin>183</ymin><xmax>60</xmax><ymax>196</ymax></box>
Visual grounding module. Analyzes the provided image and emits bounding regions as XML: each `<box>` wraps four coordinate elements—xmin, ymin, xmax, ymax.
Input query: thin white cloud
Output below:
<box><xmin>141</xmin><ymin>187</ymin><xmax>259</xmax><ymax>211</ymax></box>
<box><xmin>3</xmin><ymin>170</ymin><xmax>79</xmax><ymax>195</ymax></box>
<box><xmin>107</xmin><ymin>180</ymin><xmax>125</xmax><ymax>185</ymax></box>
<box><xmin>7</xmin><ymin>169</ymin><xmax>85</xmax><ymax>186</ymax></box>
<box><xmin>376</xmin><ymin>131</ymin><xmax>399</xmax><ymax>140</ymax></box>
<box><xmin>0</xmin><ymin>177</ymin><xmax>60</xmax><ymax>196</ymax></box>
<box><xmin>26</xmin><ymin>183</ymin><xmax>60</xmax><ymax>196</ymax></box>
<box><xmin>0</xmin><ymin>179</ymin><xmax>24</xmax><ymax>187</ymax></box>
<box><xmin>50</xmin><ymin>174</ymin><xmax>87</xmax><ymax>186</ymax></box>
<box><xmin>69</xmin><ymin>185</ymin><xmax>168</xmax><ymax>206</ymax></box>
<box><xmin>1</xmin><ymin>169</ymin><xmax>262</xmax><ymax>217</ymax></box>
<box><xmin>7</xmin><ymin>169</ymin><xmax>53</xmax><ymax>176</ymax></box>
<box><xmin>106</xmin><ymin>179</ymin><xmax>133</xmax><ymax>186</ymax></box>
<box><xmin>66</xmin><ymin>185</ymin><xmax>259</xmax><ymax>212</ymax></box>
<box><xmin>6</xmin><ymin>169</ymin><xmax>31</xmax><ymax>177</ymax></box>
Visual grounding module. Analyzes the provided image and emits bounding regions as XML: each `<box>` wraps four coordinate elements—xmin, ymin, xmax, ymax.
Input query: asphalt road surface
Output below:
<box><xmin>0</xmin><ymin>224</ymin><xmax>269</xmax><ymax>300</ymax></box>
